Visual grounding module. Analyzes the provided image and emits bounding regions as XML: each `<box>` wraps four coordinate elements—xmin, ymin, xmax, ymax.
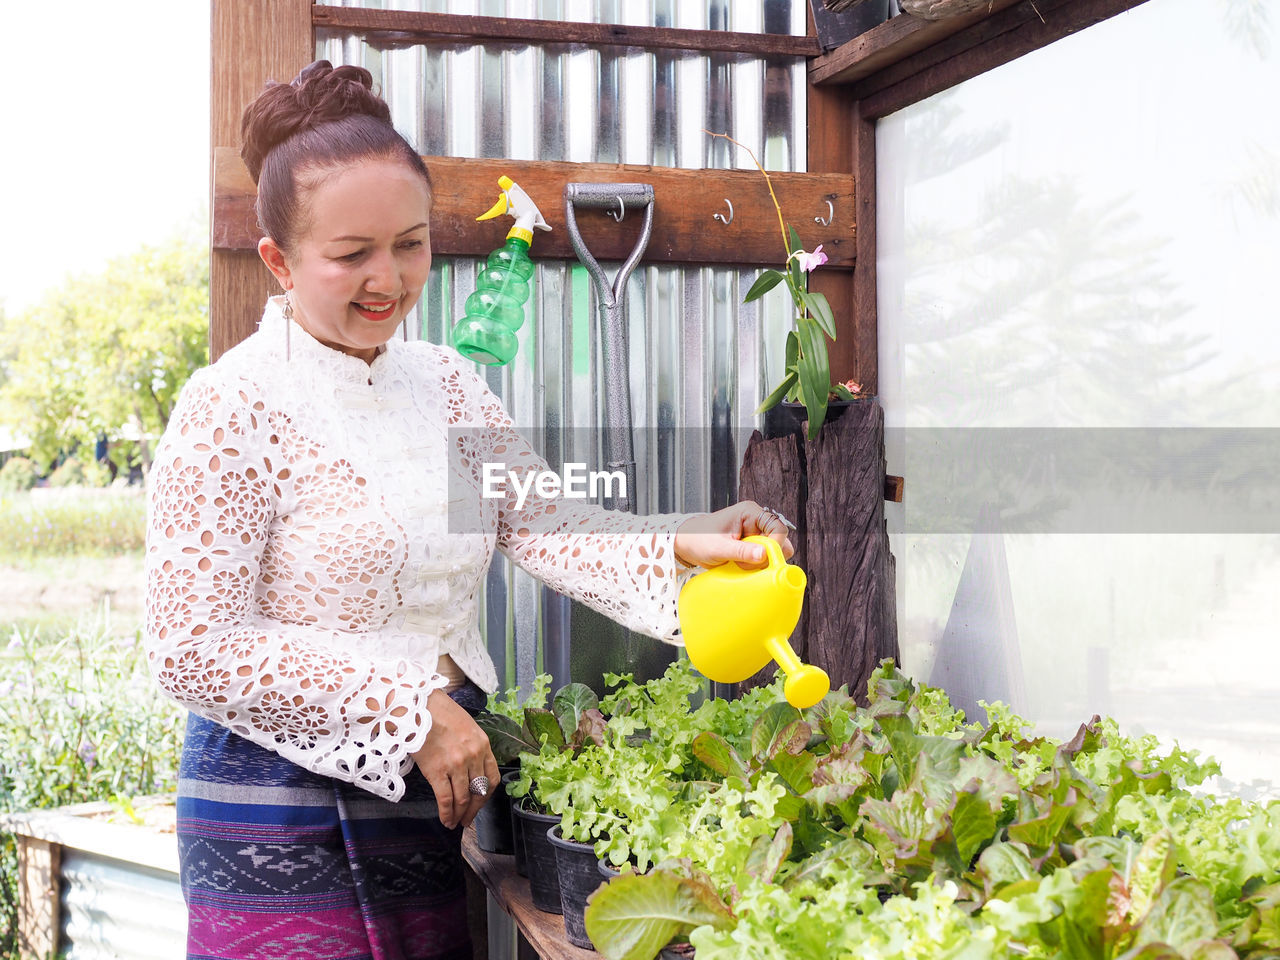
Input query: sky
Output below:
<box><xmin>0</xmin><ymin>0</ymin><xmax>211</xmax><ymax>313</ymax></box>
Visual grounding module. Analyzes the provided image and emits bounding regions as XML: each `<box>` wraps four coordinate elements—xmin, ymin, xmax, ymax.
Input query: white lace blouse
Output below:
<box><xmin>145</xmin><ymin>296</ymin><xmax>692</xmax><ymax>801</ymax></box>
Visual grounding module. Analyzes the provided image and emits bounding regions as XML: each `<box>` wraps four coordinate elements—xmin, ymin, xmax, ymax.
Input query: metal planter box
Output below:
<box><xmin>1</xmin><ymin>797</ymin><xmax>185</xmax><ymax>960</ymax></box>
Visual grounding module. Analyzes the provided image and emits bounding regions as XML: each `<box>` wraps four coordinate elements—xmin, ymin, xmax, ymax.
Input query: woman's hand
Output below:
<box><xmin>411</xmin><ymin>689</ymin><xmax>500</xmax><ymax>830</ymax></box>
<box><xmin>674</xmin><ymin>501</ymin><xmax>795</xmax><ymax>569</ymax></box>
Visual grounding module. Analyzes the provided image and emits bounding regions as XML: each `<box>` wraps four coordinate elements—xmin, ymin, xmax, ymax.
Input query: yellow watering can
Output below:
<box><xmin>677</xmin><ymin>535</ymin><xmax>830</xmax><ymax>709</ymax></box>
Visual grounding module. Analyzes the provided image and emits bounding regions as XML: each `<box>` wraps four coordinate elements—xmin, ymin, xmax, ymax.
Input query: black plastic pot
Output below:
<box><xmin>597</xmin><ymin>857</ymin><xmax>620</xmax><ymax>881</ymax></box>
<box><xmin>512</xmin><ymin>799</ymin><xmax>562</xmax><ymax>913</ymax></box>
<box><xmin>808</xmin><ymin>0</ymin><xmax>893</xmax><ymax>52</ymax></box>
<box><xmin>761</xmin><ymin>398</ymin><xmax>866</xmax><ymax>443</ymax></box>
<box><xmin>549</xmin><ymin>826</ymin><xmax>605</xmax><ymax>949</ymax></box>
<box><xmin>474</xmin><ymin>764</ymin><xmax>518</xmax><ymax>854</ymax></box>
<box><xmin>504</xmin><ymin>771</ymin><xmax>528</xmax><ymax>875</ymax></box>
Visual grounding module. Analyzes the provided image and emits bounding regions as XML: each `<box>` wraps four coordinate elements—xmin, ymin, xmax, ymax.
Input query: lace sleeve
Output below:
<box><xmin>144</xmin><ymin>372</ymin><xmax>444</xmax><ymax>801</ymax></box>
<box><xmin>472</xmin><ymin>387</ymin><xmax>699</xmax><ymax>644</ymax></box>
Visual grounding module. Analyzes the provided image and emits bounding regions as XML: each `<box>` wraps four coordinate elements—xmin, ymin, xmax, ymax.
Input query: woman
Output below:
<box><xmin>145</xmin><ymin>60</ymin><xmax>792</xmax><ymax>960</ymax></box>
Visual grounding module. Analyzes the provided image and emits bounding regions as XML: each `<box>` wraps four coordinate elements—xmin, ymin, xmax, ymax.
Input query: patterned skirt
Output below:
<box><xmin>176</xmin><ymin>685</ymin><xmax>486</xmax><ymax>960</ymax></box>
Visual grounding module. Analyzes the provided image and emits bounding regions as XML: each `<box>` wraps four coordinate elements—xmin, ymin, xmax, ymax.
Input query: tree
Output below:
<box><xmin>0</xmin><ymin>228</ymin><xmax>208</xmax><ymax>476</ymax></box>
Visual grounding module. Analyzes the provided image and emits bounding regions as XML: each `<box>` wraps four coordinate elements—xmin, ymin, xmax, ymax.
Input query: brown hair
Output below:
<box><xmin>240</xmin><ymin>60</ymin><xmax>432</xmax><ymax>252</ymax></box>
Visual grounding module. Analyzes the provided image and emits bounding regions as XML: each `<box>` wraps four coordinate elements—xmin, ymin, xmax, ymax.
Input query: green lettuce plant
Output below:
<box><xmin>477</xmin><ymin>675</ymin><xmax>605</xmax><ymax>769</ymax></box>
<box><xmin>578</xmin><ymin>659</ymin><xmax>1280</xmax><ymax>960</ymax></box>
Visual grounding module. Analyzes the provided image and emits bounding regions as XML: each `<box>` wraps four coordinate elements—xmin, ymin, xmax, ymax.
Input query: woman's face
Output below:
<box><xmin>259</xmin><ymin>158</ymin><xmax>432</xmax><ymax>363</ymax></box>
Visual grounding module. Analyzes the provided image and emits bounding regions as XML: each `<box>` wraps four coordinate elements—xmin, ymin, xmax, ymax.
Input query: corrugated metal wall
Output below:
<box><xmin>318</xmin><ymin>0</ymin><xmax>808</xmax><ymax>694</ymax></box>
<box><xmin>60</xmin><ymin>852</ymin><xmax>185</xmax><ymax>960</ymax></box>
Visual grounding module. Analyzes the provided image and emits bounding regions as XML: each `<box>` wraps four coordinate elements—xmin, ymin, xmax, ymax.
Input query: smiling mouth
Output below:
<box><xmin>353</xmin><ymin>299</ymin><xmax>399</xmax><ymax>321</ymax></box>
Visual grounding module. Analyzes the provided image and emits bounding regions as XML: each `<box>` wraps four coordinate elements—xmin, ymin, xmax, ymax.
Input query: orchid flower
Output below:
<box><xmin>791</xmin><ymin>245</ymin><xmax>828</xmax><ymax>273</ymax></box>
<box><xmin>706</xmin><ymin>130</ymin><xmax>841</xmax><ymax>439</ymax></box>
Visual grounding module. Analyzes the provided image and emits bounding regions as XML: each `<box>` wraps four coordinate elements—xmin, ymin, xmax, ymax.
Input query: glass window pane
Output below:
<box><xmin>877</xmin><ymin>0</ymin><xmax>1280</xmax><ymax>795</ymax></box>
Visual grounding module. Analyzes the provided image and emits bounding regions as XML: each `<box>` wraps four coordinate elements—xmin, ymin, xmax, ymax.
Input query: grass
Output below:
<box><xmin>0</xmin><ymin>490</ymin><xmax>167</xmax><ymax>959</ymax></box>
<box><xmin>0</xmin><ymin>552</ymin><xmax>146</xmax><ymax>636</ymax></box>
<box><xmin>0</xmin><ymin>488</ymin><xmax>146</xmax><ymax>562</ymax></box>
<box><xmin>0</xmin><ymin>616</ymin><xmax>184</xmax><ymax>960</ymax></box>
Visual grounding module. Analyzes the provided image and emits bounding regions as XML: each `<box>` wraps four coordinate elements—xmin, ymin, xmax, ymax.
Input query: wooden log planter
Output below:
<box><xmin>0</xmin><ymin>797</ymin><xmax>185</xmax><ymax>960</ymax></box>
<box><xmin>737</xmin><ymin>399</ymin><xmax>899</xmax><ymax>702</ymax></box>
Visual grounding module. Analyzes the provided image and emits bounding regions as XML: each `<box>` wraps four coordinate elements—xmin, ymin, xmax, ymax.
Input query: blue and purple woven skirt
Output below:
<box><xmin>176</xmin><ymin>684</ymin><xmax>486</xmax><ymax>960</ymax></box>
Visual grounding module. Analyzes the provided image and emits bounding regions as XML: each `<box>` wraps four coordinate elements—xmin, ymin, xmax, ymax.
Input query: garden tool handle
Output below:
<box><xmin>563</xmin><ymin>183</ymin><xmax>655</xmax><ymax>307</ymax></box>
<box><xmin>563</xmin><ymin>182</ymin><xmax>656</xmax><ymax>516</ymax></box>
<box><xmin>565</xmin><ymin>182</ymin><xmax>655</xmax><ymax>209</ymax></box>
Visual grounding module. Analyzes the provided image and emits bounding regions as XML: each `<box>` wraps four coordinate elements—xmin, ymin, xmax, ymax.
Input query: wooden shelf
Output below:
<box><xmin>808</xmin><ymin>0</ymin><xmax>1152</xmax><ymax>119</ymax></box>
<box><xmin>808</xmin><ymin>0</ymin><xmax>1025</xmax><ymax>86</ymax></box>
<box><xmin>462</xmin><ymin>826</ymin><xmax>599</xmax><ymax>960</ymax></box>
<box><xmin>213</xmin><ymin>149</ymin><xmax>856</xmax><ymax>268</ymax></box>
<box><xmin>314</xmin><ymin>5</ymin><xmax>820</xmax><ymax>58</ymax></box>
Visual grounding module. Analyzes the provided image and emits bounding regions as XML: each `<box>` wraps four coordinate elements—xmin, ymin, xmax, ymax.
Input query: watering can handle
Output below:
<box><xmin>741</xmin><ymin>534</ymin><xmax>787</xmax><ymax>570</ymax></box>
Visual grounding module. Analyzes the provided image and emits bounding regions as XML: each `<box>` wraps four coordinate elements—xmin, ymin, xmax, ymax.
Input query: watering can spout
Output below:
<box><xmin>775</xmin><ymin>562</ymin><xmax>806</xmax><ymax>601</ymax></box>
<box><xmin>677</xmin><ymin>535</ymin><xmax>830</xmax><ymax>709</ymax></box>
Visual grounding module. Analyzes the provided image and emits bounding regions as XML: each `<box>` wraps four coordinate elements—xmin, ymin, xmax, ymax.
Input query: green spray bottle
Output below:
<box><xmin>451</xmin><ymin>176</ymin><xmax>552</xmax><ymax>365</ymax></box>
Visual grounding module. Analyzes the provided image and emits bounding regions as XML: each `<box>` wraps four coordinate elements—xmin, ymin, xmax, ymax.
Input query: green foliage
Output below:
<box><xmin>0</xmin><ymin>227</ymin><xmax>209</xmax><ymax>475</ymax></box>
<box><xmin>0</xmin><ymin>492</ymin><xmax>145</xmax><ymax>562</ymax></box>
<box><xmin>47</xmin><ymin>457</ymin><xmax>87</xmax><ymax>487</ymax></box>
<box><xmin>0</xmin><ymin>457</ymin><xmax>37</xmax><ymax>493</ymax></box>
<box><xmin>705</xmin><ymin>131</ymin><xmax>843</xmax><ymax>440</ymax></box>
<box><xmin>576</xmin><ymin>659</ymin><xmax>1280</xmax><ymax>960</ymax></box>
<box><xmin>747</xmin><ymin>239</ymin><xmax>838</xmax><ymax>441</ymax></box>
<box><xmin>84</xmin><ymin>459</ymin><xmax>112</xmax><ymax>487</ymax></box>
<box><xmin>585</xmin><ymin>864</ymin><xmax>733</xmax><ymax>960</ymax></box>
<box><xmin>47</xmin><ymin>456</ymin><xmax>109</xmax><ymax>488</ymax></box>
<box><xmin>485</xmin><ymin>673</ymin><xmax>552</xmax><ymax>723</ymax></box>
<box><xmin>479</xmin><ymin>676</ymin><xmax>604</xmax><ymax>769</ymax></box>
<box><xmin>0</xmin><ymin>621</ymin><xmax>185</xmax><ymax>960</ymax></box>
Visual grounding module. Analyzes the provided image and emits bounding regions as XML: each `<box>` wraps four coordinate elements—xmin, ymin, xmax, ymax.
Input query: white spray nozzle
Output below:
<box><xmin>477</xmin><ymin>175</ymin><xmax>551</xmax><ymax>245</ymax></box>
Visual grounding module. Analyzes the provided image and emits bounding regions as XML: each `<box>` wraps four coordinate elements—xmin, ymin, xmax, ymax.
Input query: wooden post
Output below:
<box><xmin>804</xmin><ymin>402</ymin><xmax>897</xmax><ymax>699</ymax></box>
<box><xmin>738</xmin><ymin>433</ymin><xmax>809</xmax><ymax>651</ymax></box>
<box><xmin>210</xmin><ymin>0</ymin><xmax>314</xmax><ymax>360</ymax></box>
<box><xmin>16</xmin><ymin>837</ymin><xmax>60</xmax><ymax>960</ymax></box>
<box><xmin>737</xmin><ymin>402</ymin><xmax>897</xmax><ymax>703</ymax></box>
<box><xmin>849</xmin><ymin>97</ymin><xmax>879</xmax><ymax>396</ymax></box>
<box><xmin>805</xmin><ymin>10</ymin><xmax>863</xmax><ymax>392</ymax></box>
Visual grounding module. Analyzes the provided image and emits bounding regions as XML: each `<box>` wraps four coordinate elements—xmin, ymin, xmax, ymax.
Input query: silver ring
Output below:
<box><xmin>468</xmin><ymin>775</ymin><xmax>490</xmax><ymax>797</ymax></box>
<box><xmin>757</xmin><ymin>508</ymin><xmax>795</xmax><ymax>533</ymax></box>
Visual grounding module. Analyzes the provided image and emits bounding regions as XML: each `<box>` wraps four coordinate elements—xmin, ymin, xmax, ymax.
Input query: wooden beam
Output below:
<box><xmin>804</xmin><ymin>0</ymin><xmax>861</xmax><ymax>388</ymax></box>
<box><xmin>808</xmin><ymin>0</ymin><xmax>1025</xmax><ymax>86</ymax></box>
<box><xmin>210</xmin><ymin>0</ymin><xmax>313</xmax><ymax>361</ymax></box>
<box><xmin>850</xmin><ymin>99</ymin><xmax>878</xmax><ymax>396</ymax></box>
<box><xmin>858</xmin><ymin>0</ymin><xmax>1153</xmax><ymax>119</ymax></box>
<box><xmin>213</xmin><ymin>150</ymin><xmax>857</xmax><ymax>269</ymax></box>
<box><xmin>885</xmin><ymin>474</ymin><xmax>904</xmax><ymax>503</ymax></box>
<box><xmin>312</xmin><ymin>5</ymin><xmax>821</xmax><ymax>59</ymax></box>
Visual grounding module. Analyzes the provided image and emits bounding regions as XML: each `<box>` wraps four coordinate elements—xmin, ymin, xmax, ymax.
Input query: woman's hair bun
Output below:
<box><xmin>240</xmin><ymin>60</ymin><xmax>392</xmax><ymax>184</ymax></box>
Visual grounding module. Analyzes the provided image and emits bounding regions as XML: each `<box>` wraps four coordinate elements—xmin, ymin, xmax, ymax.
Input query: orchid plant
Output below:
<box><xmin>709</xmin><ymin>132</ymin><xmax>861</xmax><ymax>440</ymax></box>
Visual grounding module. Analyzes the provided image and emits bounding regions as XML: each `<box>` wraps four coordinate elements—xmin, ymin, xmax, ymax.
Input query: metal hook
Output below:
<box><xmin>608</xmin><ymin>196</ymin><xmax>626</xmax><ymax>222</ymax></box>
<box><xmin>815</xmin><ymin>200</ymin><xmax>834</xmax><ymax>226</ymax></box>
<box><xmin>713</xmin><ymin>198</ymin><xmax>734</xmax><ymax>225</ymax></box>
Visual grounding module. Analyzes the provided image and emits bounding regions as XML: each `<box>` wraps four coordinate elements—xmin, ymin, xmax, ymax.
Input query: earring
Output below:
<box><xmin>282</xmin><ymin>292</ymin><xmax>293</xmax><ymax>362</ymax></box>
